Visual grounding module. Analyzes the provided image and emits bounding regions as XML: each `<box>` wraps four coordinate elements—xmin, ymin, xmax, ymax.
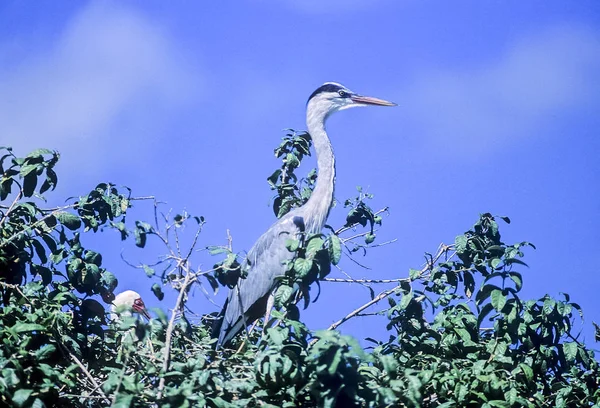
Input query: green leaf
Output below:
<box><xmin>13</xmin><ymin>323</ymin><xmax>46</xmax><ymax>333</ymax></box>
<box><xmin>477</xmin><ymin>303</ymin><xmax>495</xmax><ymax>328</ymax></box>
<box><xmin>399</xmin><ymin>291</ymin><xmax>413</xmax><ymax>310</ymax></box>
<box><xmin>12</xmin><ymin>389</ymin><xmax>33</xmax><ymax>407</ymax></box>
<box><xmin>285</xmin><ymin>239</ymin><xmax>299</xmax><ymax>252</ymax></box>
<box><xmin>562</xmin><ymin>341</ymin><xmax>577</xmax><ymax>362</ymax></box>
<box><xmin>463</xmin><ymin>271</ymin><xmax>475</xmax><ymax>298</ymax></box>
<box><xmin>143</xmin><ymin>265</ymin><xmax>155</xmax><ymax>277</ymax></box>
<box><xmin>101</xmin><ymin>271</ymin><xmax>118</xmax><ymax>292</ymax></box>
<box><xmin>84</xmin><ymin>250</ymin><xmax>102</xmax><ymax>266</ymax></box>
<box><xmin>455</xmin><ymin>234</ymin><xmax>468</xmax><ymax>254</ymax></box>
<box><xmin>56</xmin><ymin>212</ymin><xmax>81</xmax><ymax>230</ymax></box>
<box><xmin>504</xmin><ymin>258</ymin><xmax>528</xmax><ymax>267</ymax></box>
<box><xmin>542</xmin><ymin>297</ymin><xmax>556</xmax><ymax>315</ymax></box>
<box><xmin>275</xmin><ymin>285</ymin><xmax>293</xmax><ymax>307</ymax></box>
<box><xmin>365</xmin><ymin>233</ymin><xmax>375</xmax><ymax>244</ymax></box>
<box><xmin>487</xmin><ymin>401</ymin><xmax>509</xmax><ymax>408</ymax></box>
<box><xmin>35</xmin><ymin>344</ymin><xmax>57</xmax><ymax>360</ymax></box>
<box><xmin>112</xmin><ymin>393</ymin><xmax>133</xmax><ymax>408</ymax></box>
<box><xmin>267</xmin><ymin>169</ymin><xmax>282</xmax><ymax>187</ymax></box>
<box><xmin>490</xmin><ymin>289</ymin><xmax>507</xmax><ymax>311</ymax></box>
<box><xmin>409</xmin><ymin>268</ymin><xmax>420</xmax><ymax>280</ymax></box>
<box><xmin>28</xmin><ymin>148</ymin><xmax>54</xmax><ymax>156</ymax></box>
<box><xmin>305</xmin><ymin>237</ymin><xmax>324</xmax><ymax>258</ymax></box>
<box><xmin>508</xmin><ymin>272</ymin><xmax>523</xmax><ymax>292</ymax></box>
<box><xmin>519</xmin><ymin>363</ymin><xmax>533</xmax><ymax>382</ymax></box>
<box><xmin>294</xmin><ymin>257</ymin><xmax>312</xmax><ymax>278</ymax></box>
<box><xmin>32</xmin><ymin>239</ymin><xmax>48</xmax><ymax>264</ymax></box>
<box><xmin>207</xmin><ymin>246</ymin><xmax>228</xmax><ymax>255</ymax></box>
<box><xmin>20</xmin><ymin>163</ymin><xmax>39</xmax><ymax>177</ymax></box>
<box><xmin>151</xmin><ymin>283</ymin><xmax>164</xmax><ymax>301</ymax></box>
<box><xmin>36</xmin><ymin>265</ymin><xmax>52</xmax><ymax>285</ymax></box>
<box><xmin>134</xmin><ymin>228</ymin><xmax>146</xmax><ymax>248</ymax></box>
<box><xmin>476</xmin><ymin>284</ymin><xmax>501</xmax><ymax>306</ymax></box>
<box><xmin>22</xmin><ymin>173</ymin><xmax>37</xmax><ymax>197</ymax></box>
<box><xmin>328</xmin><ymin>234</ymin><xmax>342</xmax><ymax>265</ymax></box>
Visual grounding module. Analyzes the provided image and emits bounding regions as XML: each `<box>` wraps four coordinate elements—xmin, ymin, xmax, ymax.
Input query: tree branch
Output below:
<box><xmin>319</xmin><ymin>243</ymin><xmax>453</xmax><ymax>336</ymax></box>
<box><xmin>0</xmin><ymin>189</ymin><xmax>23</xmax><ymax>229</ymax></box>
<box><xmin>156</xmin><ymin>269</ymin><xmax>195</xmax><ymax>400</ymax></box>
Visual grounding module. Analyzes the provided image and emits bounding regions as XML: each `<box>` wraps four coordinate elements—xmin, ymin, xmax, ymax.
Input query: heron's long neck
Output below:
<box><xmin>304</xmin><ymin>110</ymin><xmax>335</xmax><ymax>233</ymax></box>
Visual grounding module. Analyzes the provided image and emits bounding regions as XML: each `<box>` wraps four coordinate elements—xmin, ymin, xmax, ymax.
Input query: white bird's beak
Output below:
<box><xmin>140</xmin><ymin>308</ymin><xmax>151</xmax><ymax>320</ymax></box>
<box><xmin>350</xmin><ymin>95</ymin><xmax>397</xmax><ymax>107</ymax></box>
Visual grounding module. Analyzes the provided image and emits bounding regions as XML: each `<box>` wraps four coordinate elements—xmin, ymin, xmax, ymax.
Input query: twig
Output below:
<box><xmin>342</xmin><ymin>249</ymin><xmax>372</xmax><ymax>270</ymax></box>
<box><xmin>334</xmin><ymin>207</ymin><xmax>389</xmax><ymax>236</ymax></box>
<box><xmin>0</xmin><ymin>281</ymin><xmax>29</xmax><ymax>301</ymax></box>
<box><xmin>0</xmin><ymin>190</ymin><xmax>22</xmax><ymax>229</ymax></box>
<box><xmin>111</xmin><ymin>359</ymin><xmax>128</xmax><ymax>406</ymax></box>
<box><xmin>184</xmin><ymin>219</ymin><xmax>205</xmax><ymax>261</ymax></box>
<box><xmin>367</xmin><ymin>238</ymin><xmax>397</xmax><ymax>248</ymax></box>
<box><xmin>340</xmin><ymin>229</ymin><xmax>379</xmax><ymax>243</ymax></box>
<box><xmin>0</xmin><ymin>195</ymin><xmax>155</xmax><ymax>249</ymax></box>
<box><xmin>318</xmin><ymin>243</ymin><xmax>452</xmax><ymax>338</ymax></box>
<box><xmin>324</xmin><ymin>285</ymin><xmax>400</xmax><ymax>333</ymax></box>
<box><xmin>235</xmin><ymin>320</ymin><xmax>260</xmax><ymax>354</ymax></box>
<box><xmin>59</xmin><ymin>343</ymin><xmax>110</xmax><ymax>404</ymax></box>
<box><xmin>227</xmin><ymin>229</ymin><xmax>233</xmax><ymax>251</ymax></box>
<box><xmin>156</xmin><ymin>269</ymin><xmax>195</xmax><ymax>400</ymax></box>
<box><xmin>323</xmin><ymin>277</ymin><xmax>411</xmax><ymax>284</ymax></box>
<box><xmin>0</xmin><ymin>203</ymin><xmax>75</xmax><ymax>248</ymax></box>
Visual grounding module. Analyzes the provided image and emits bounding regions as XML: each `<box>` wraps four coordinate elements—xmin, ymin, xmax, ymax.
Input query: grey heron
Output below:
<box><xmin>216</xmin><ymin>82</ymin><xmax>395</xmax><ymax>347</ymax></box>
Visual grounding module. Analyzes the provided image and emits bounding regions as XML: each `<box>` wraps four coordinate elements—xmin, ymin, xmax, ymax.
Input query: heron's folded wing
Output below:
<box><xmin>218</xmin><ymin>213</ymin><xmax>302</xmax><ymax>345</ymax></box>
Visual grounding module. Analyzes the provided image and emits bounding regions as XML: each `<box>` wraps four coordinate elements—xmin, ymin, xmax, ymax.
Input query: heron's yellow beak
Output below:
<box><xmin>350</xmin><ymin>95</ymin><xmax>397</xmax><ymax>106</ymax></box>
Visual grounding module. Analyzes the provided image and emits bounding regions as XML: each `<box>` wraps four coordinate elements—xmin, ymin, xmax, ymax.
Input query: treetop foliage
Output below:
<box><xmin>0</xmin><ymin>138</ymin><xmax>599</xmax><ymax>407</ymax></box>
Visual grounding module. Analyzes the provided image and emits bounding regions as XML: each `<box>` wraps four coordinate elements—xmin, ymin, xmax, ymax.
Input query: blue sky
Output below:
<box><xmin>1</xmin><ymin>1</ymin><xmax>599</xmax><ymax>344</ymax></box>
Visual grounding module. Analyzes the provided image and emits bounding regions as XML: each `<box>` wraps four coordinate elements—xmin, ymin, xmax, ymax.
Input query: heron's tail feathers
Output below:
<box><xmin>217</xmin><ymin>318</ymin><xmax>246</xmax><ymax>348</ymax></box>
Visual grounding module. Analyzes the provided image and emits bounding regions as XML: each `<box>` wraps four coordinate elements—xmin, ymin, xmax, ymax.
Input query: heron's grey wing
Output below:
<box><xmin>218</xmin><ymin>213</ymin><xmax>303</xmax><ymax>346</ymax></box>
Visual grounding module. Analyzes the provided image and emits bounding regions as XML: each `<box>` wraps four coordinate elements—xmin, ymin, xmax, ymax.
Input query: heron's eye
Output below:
<box><xmin>338</xmin><ymin>90</ymin><xmax>346</xmax><ymax>97</ymax></box>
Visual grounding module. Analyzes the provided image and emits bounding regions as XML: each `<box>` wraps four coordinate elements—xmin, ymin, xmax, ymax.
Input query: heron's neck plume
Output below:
<box><xmin>304</xmin><ymin>104</ymin><xmax>335</xmax><ymax>233</ymax></box>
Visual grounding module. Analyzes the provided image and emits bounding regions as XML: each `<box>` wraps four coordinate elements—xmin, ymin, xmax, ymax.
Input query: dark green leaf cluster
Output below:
<box><xmin>0</xmin><ymin>148</ymin><xmax>128</xmax><ymax>306</ymax></box>
<box><xmin>360</xmin><ymin>214</ymin><xmax>600</xmax><ymax>407</ymax></box>
<box><xmin>268</xmin><ymin>130</ymin><xmax>316</xmax><ymax>218</ymax></box>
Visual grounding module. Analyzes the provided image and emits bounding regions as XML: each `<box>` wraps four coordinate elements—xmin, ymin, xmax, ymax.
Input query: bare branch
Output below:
<box><xmin>334</xmin><ymin>207</ymin><xmax>389</xmax><ymax>236</ymax></box>
<box><xmin>0</xmin><ymin>203</ymin><xmax>76</xmax><ymax>249</ymax></box>
<box><xmin>319</xmin><ymin>243</ymin><xmax>453</xmax><ymax>337</ymax></box>
<box><xmin>323</xmin><ymin>285</ymin><xmax>400</xmax><ymax>334</ymax></box>
<box><xmin>0</xmin><ymin>189</ymin><xmax>23</xmax><ymax>229</ymax></box>
<box><xmin>57</xmin><ymin>343</ymin><xmax>110</xmax><ymax>404</ymax></box>
<box><xmin>323</xmin><ymin>277</ymin><xmax>411</xmax><ymax>284</ymax></box>
<box><xmin>156</xmin><ymin>269</ymin><xmax>195</xmax><ymax>399</ymax></box>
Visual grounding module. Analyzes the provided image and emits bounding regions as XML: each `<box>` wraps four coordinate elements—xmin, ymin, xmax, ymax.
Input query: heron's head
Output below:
<box><xmin>111</xmin><ymin>290</ymin><xmax>151</xmax><ymax>320</ymax></box>
<box><xmin>307</xmin><ymin>82</ymin><xmax>396</xmax><ymax>119</ymax></box>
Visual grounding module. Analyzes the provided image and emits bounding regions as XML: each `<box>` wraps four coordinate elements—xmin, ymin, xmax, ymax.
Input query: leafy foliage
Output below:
<box><xmin>268</xmin><ymin>130</ymin><xmax>316</xmax><ymax>218</ymax></box>
<box><xmin>1</xmin><ymin>139</ymin><xmax>599</xmax><ymax>407</ymax></box>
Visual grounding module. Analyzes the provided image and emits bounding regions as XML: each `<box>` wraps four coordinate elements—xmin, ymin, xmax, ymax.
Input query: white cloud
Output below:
<box><xmin>404</xmin><ymin>25</ymin><xmax>600</xmax><ymax>155</ymax></box>
<box><xmin>0</xmin><ymin>3</ymin><xmax>200</xmax><ymax>164</ymax></box>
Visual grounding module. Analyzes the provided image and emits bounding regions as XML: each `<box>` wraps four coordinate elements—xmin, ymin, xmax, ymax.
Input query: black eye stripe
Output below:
<box><xmin>308</xmin><ymin>83</ymin><xmax>344</xmax><ymax>102</ymax></box>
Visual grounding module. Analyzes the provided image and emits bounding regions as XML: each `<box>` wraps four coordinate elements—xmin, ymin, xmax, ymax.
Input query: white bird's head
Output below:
<box><xmin>111</xmin><ymin>290</ymin><xmax>151</xmax><ymax>320</ymax></box>
<box><xmin>307</xmin><ymin>82</ymin><xmax>396</xmax><ymax>120</ymax></box>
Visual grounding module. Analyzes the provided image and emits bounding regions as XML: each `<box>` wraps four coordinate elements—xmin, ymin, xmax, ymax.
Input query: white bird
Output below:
<box><xmin>110</xmin><ymin>290</ymin><xmax>151</xmax><ymax>321</ymax></box>
<box><xmin>215</xmin><ymin>82</ymin><xmax>396</xmax><ymax>347</ymax></box>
